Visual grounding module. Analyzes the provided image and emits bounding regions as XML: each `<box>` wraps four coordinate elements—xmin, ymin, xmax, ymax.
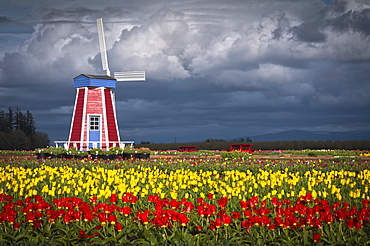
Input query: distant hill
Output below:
<box><xmin>243</xmin><ymin>130</ymin><xmax>370</xmax><ymax>142</ymax></box>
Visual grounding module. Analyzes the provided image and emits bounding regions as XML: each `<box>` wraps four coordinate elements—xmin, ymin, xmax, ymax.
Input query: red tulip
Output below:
<box><xmin>356</xmin><ymin>221</ymin><xmax>362</xmax><ymax>230</ymax></box>
<box><xmin>70</xmin><ymin>197</ymin><xmax>83</xmax><ymax>208</ymax></box>
<box><xmin>78</xmin><ymin>230</ymin><xmax>92</xmax><ymax>238</ymax></box>
<box><xmin>73</xmin><ymin>210</ymin><xmax>81</xmax><ymax>221</ymax></box>
<box><xmin>197</xmin><ymin>206</ymin><xmax>206</xmax><ymax>217</ymax></box>
<box><xmin>6</xmin><ymin>214</ymin><xmax>16</xmax><ymax>224</ymax></box>
<box><xmin>320</xmin><ymin>199</ymin><xmax>329</xmax><ymax>207</ymax></box>
<box><xmin>209</xmin><ymin>218</ymin><xmax>222</xmax><ymax>229</ymax></box>
<box><xmin>241</xmin><ymin>219</ymin><xmax>253</xmax><ymax>228</ymax></box>
<box><xmin>152</xmin><ymin>213</ymin><xmax>170</xmax><ymax>228</ymax></box>
<box><xmin>136</xmin><ymin>210</ymin><xmax>150</xmax><ymax>224</ymax></box>
<box><xmin>177</xmin><ymin>213</ymin><xmax>189</xmax><ymax>226</ymax></box>
<box><xmin>13</xmin><ymin>222</ymin><xmax>21</xmax><ymax>229</ymax></box>
<box><xmin>122</xmin><ymin>193</ymin><xmax>138</xmax><ymax>204</ymax></box>
<box><xmin>321</xmin><ymin>212</ymin><xmax>334</xmax><ymax>224</ymax></box>
<box><xmin>221</xmin><ymin>213</ymin><xmax>232</xmax><ymax>226</ymax></box>
<box><xmin>197</xmin><ymin>198</ymin><xmax>204</xmax><ymax>205</ymax></box>
<box><xmin>274</xmin><ymin>217</ymin><xmax>284</xmax><ymax>227</ymax></box>
<box><xmin>357</xmin><ymin>208</ymin><xmax>367</xmax><ymax>222</ymax></box>
<box><xmin>215</xmin><ymin>218</ymin><xmax>222</xmax><ymax>228</ymax></box>
<box><xmin>347</xmin><ymin>218</ymin><xmax>355</xmax><ymax>229</ymax></box>
<box><xmin>333</xmin><ymin>202</ymin><xmax>341</xmax><ymax>210</ymax></box>
<box><xmin>207</xmin><ymin>223</ymin><xmax>216</xmax><ymax>230</ymax></box>
<box><xmin>16</xmin><ymin>200</ymin><xmax>23</xmax><ymax>207</ymax></box>
<box><xmin>218</xmin><ymin>197</ymin><xmax>228</xmax><ymax>208</ymax></box>
<box><xmin>182</xmin><ymin>201</ymin><xmax>194</xmax><ymax>213</ymax></box>
<box><xmin>312</xmin><ymin>218</ymin><xmax>322</xmax><ymax>229</ymax></box>
<box><xmin>275</xmin><ymin>208</ymin><xmax>284</xmax><ymax>217</ymax></box>
<box><xmin>169</xmin><ymin>199</ymin><xmax>181</xmax><ymax>209</ymax></box>
<box><xmin>362</xmin><ymin>199</ymin><xmax>369</xmax><ymax>207</ymax></box>
<box><xmin>83</xmin><ymin>212</ymin><xmax>95</xmax><ymax>222</ymax></box>
<box><xmin>349</xmin><ymin>206</ymin><xmax>357</xmax><ymax>217</ymax></box>
<box><xmin>130</xmin><ymin>196</ymin><xmax>138</xmax><ymax>204</ymax></box>
<box><xmin>283</xmin><ymin>199</ymin><xmax>291</xmax><ymax>206</ymax></box>
<box><xmin>90</xmin><ymin>196</ymin><xmax>97</xmax><ymax>205</ymax></box>
<box><xmin>342</xmin><ymin>202</ymin><xmax>350</xmax><ymax>210</ymax></box>
<box><xmin>305</xmin><ymin>193</ymin><xmax>313</xmax><ymax>203</ymax></box>
<box><xmin>25</xmin><ymin>197</ymin><xmax>32</xmax><ymax>204</ymax></box>
<box><xmin>63</xmin><ymin>213</ymin><xmax>75</xmax><ymax>224</ymax></box>
<box><xmin>122</xmin><ymin>193</ymin><xmax>132</xmax><ymax>203</ymax></box>
<box><xmin>148</xmin><ymin>195</ymin><xmax>159</xmax><ymax>202</ymax></box>
<box><xmin>335</xmin><ymin>208</ymin><xmax>348</xmax><ymax>221</ymax></box>
<box><xmin>118</xmin><ymin>206</ymin><xmax>131</xmax><ymax>216</ymax></box>
<box><xmin>52</xmin><ymin>198</ymin><xmax>63</xmax><ymax>209</ymax></box>
<box><xmin>231</xmin><ymin>212</ymin><xmax>241</xmax><ymax>219</ymax></box>
<box><xmin>115</xmin><ymin>222</ymin><xmax>123</xmax><ymax>231</ymax></box>
<box><xmin>313</xmin><ymin>231</ymin><xmax>321</xmax><ymax>242</ymax></box>
<box><xmin>239</xmin><ymin>200</ymin><xmax>249</xmax><ymax>210</ymax></box>
<box><xmin>108</xmin><ymin>214</ymin><xmax>117</xmax><ymax>224</ymax></box>
<box><xmin>26</xmin><ymin>212</ymin><xmax>36</xmax><ymax>223</ymax></box>
<box><xmin>33</xmin><ymin>219</ymin><xmax>42</xmax><ymax>228</ymax></box>
<box><xmin>110</xmin><ymin>193</ymin><xmax>117</xmax><ymax>204</ymax></box>
<box><xmin>243</xmin><ymin>210</ymin><xmax>252</xmax><ymax>218</ymax></box>
<box><xmin>271</xmin><ymin>197</ymin><xmax>279</xmax><ymax>207</ymax></box>
<box><xmin>97</xmin><ymin>213</ymin><xmax>107</xmax><ymax>225</ymax></box>
<box><xmin>256</xmin><ymin>206</ymin><xmax>271</xmax><ymax>216</ymax></box>
<box><xmin>249</xmin><ymin>196</ymin><xmax>259</xmax><ymax>207</ymax></box>
<box><xmin>259</xmin><ymin>215</ymin><xmax>271</xmax><ymax>226</ymax></box>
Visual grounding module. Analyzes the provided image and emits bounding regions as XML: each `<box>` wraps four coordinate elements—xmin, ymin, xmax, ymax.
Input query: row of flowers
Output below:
<box><xmin>1</xmin><ymin>192</ymin><xmax>369</xmax><ymax>245</ymax></box>
<box><xmin>35</xmin><ymin>146</ymin><xmax>151</xmax><ymax>155</ymax></box>
<box><xmin>29</xmin><ymin>148</ymin><xmax>370</xmax><ymax>157</ymax></box>
<box><xmin>1</xmin><ymin>159</ymin><xmax>369</xmax><ymax>204</ymax></box>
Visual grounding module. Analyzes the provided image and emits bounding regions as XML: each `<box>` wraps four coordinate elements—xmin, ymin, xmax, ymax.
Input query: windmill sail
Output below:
<box><xmin>97</xmin><ymin>18</ymin><xmax>111</xmax><ymax>77</ymax></box>
<box><xmin>114</xmin><ymin>71</ymin><xmax>146</xmax><ymax>81</ymax></box>
<box><xmin>96</xmin><ymin>18</ymin><xmax>145</xmax><ymax>82</ymax></box>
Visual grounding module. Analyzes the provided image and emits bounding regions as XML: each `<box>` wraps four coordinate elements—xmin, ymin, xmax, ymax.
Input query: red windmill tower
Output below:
<box><xmin>67</xmin><ymin>18</ymin><xmax>145</xmax><ymax>151</ymax></box>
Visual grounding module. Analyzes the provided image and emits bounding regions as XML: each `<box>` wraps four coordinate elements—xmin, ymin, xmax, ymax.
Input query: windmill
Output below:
<box><xmin>66</xmin><ymin>18</ymin><xmax>145</xmax><ymax>151</ymax></box>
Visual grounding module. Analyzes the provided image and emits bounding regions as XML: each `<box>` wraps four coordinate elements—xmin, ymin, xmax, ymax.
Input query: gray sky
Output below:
<box><xmin>0</xmin><ymin>0</ymin><xmax>369</xmax><ymax>144</ymax></box>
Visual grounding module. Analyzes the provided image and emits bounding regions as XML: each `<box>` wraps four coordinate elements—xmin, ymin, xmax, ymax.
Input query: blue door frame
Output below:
<box><xmin>89</xmin><ymin>115</ymin><xmax>100</xmax><ymax>148</ymax></box>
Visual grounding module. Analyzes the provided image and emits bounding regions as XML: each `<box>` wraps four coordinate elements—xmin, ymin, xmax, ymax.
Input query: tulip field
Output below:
<box><xmin>0</xmin><ymin>154</ymin><xmax>369</xmax><ymax>245</ymax></box>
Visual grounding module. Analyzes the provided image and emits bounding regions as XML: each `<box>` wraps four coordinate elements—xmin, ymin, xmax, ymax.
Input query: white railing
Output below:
<box><xmin>54</xmin><ymin>141</ymin><xmax>134</xmax><ymax>151</ymax></box>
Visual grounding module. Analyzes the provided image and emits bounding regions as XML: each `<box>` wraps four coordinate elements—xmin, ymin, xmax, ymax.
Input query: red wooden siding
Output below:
<box><xmin>69</xmin><ymin>88</ymin><xmax>85</xmax><ymax>142</ymax></box>
<box><xmin>104</xmin><ymin>88</ymin><xmax>119</xmax><ymax>144</ymax></box>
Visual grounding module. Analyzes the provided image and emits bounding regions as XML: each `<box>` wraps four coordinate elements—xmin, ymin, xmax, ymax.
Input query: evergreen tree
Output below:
<box><xmin>0</xmin><ymin>110</ymin><xmax>11</xmax><ymax>133</ymax></box>
<box><xmin>14</xmin><ymin>107</ymin><xmax>22</xmax><ymax>131</ymax></box>
<box><xmin>5</xmin><ymin>107</ymin><xmax>13</xmax><ymax>131</ymax></box>
<box><xmin>24</xmin><ymin>110</ymin><xmax>36</xmax><ymax>137</ymax></box>
<box><xmin>0</xmin><ymin>107</ymin><xmax>48</xmax><ymax>150</ymax></box>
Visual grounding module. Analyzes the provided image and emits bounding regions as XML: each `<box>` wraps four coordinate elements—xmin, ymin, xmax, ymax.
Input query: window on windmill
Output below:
<box><xmin>90</xmin><ymin>116</ymin><xmax>100</xmax><ymax>131</ymax></box>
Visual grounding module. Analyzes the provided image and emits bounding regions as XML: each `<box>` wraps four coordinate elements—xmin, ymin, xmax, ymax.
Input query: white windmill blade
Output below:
<box><xmin>96</xmin><ymin>18</ymin><xmax>111</xmax><ymax>77</ymax></box>
<box><xmin>114</xmin><ymin>71</ymin><xmax>146</xmax><ymax>81</ymax></box>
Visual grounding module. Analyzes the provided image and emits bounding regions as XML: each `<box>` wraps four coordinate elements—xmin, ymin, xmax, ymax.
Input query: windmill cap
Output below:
<box><xmin>73</xmin><ymin>74</ymin><xmax>116</xmax><ymax>88</ymax></box>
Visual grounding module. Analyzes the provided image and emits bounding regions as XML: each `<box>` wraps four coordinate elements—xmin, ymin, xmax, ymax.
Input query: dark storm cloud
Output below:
<box><xmin>0</xmin><ymin>16</ymin><xmax>33</xmax><ymax>34</ymax></box>
<box><xmin>0</xmin><ymin>16</ymin><xmax>14</xmax><ymax>24</ymax></box>
<box><xmin>292</xmin><ymin>22</ymin><xmax>326</xmax><ymax>42</ymax></box>
<box><xmin>0</xmin><ymin>0</ymin><xmax>369</xmax><ymax>143</ymax></box>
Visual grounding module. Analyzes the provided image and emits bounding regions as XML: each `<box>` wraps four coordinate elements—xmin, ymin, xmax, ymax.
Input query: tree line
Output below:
<box><xmin>0</xmin><ymin>107</ymin><xmax>50</xmax><ymax>150</ymax></box>
<box><xmin>136</xmin><ymin>139</ymin><xmax>370</xmax><ymax>151</ymax></box>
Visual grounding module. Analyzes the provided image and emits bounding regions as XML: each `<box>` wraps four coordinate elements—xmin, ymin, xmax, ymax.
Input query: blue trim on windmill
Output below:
<box><xmin>73</xmin><ymin>74</ymin><xmax>117</xmax><ymax>88</ymax></box>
